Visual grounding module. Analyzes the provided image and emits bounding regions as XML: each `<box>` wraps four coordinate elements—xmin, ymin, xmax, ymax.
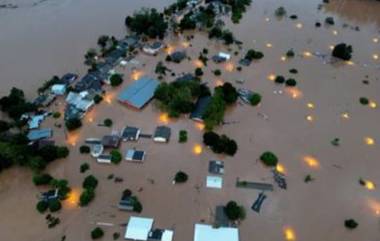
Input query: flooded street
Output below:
<box><xmin>1</xmin><ymin>0</ymin><xmax>380</xmax><ymax>240</ymax></box>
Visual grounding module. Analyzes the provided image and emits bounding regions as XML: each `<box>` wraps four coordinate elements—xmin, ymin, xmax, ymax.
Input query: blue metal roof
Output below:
<box><xmin>118</xmin><ymin>77</ymin><xmax>159</xmax><ymax>109</ymax></box>
<box><xmin>27</xmin><ymin>128</ymin><xmax>52</xmax><ymax>141</ymax></box>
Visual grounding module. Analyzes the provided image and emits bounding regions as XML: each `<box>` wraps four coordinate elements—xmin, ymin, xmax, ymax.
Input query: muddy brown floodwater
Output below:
<box><xmin>1</xmin><ymin>0</ymin><xmax>380</xmax><ymax>241</ymax></box>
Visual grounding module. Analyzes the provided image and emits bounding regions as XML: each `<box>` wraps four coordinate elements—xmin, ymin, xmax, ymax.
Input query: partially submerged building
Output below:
<box><xmin>190</xmin><ymin>96</ymin><xmax>212</xmax><ymax>122</ymax></box>
<box><xmin>122</xmin><ymin>126</ymin><xmax>141</xmax><ymax>141</ymax></box>
<box><xmin>175</xmin><ymin>73</ymin><xmax>196</xmax><ymax>83</ymax></box>
<box><xmin>124</xmin><ymin>216</ymin><xmax>173</xmax><ymax>241</ymax></box>
<box><xmin>125</xmin><ymin>216</ymin><xmax>154</xmax><ymax>241</ymax></box>
<box><xmin>118</xmin><ymin>77</ymin><xmax>159</xmax><ymax>109</ymax></box>
<box><xmin>170</xmin><ymin>51</ymin><xmax>187</xmax><ymax>63</ymax></box>
<box><xmin>208</xmin><ymin>160</ymin><xmax>224</xmax><ymax>175</ymax></box>
<box><xmin>51</xmin><ymin>84</ymin><xmax>67</xmax><ymax>95</ymax></box>
<box><xmin>125</xmin><ymin>149</ymin><xmax>146</xmax><ymax>162</ymax></box>
<box><xmin>153</xmin><ymin>126</ymin><xmax>171</xmax><ymax>143</ymax></box>
<box><xmin>143</xmin><ymin>41</ymin><xmax>164</xmax><ymax>55</ymax></box>
<box><xmin>65</xmin><ymin>91</ymin><xmax>95</xmax><ymax>120</ymax></box>
<box><xmin>27</xmin><ymin>128</ymin><xmax>53</xmax><ymax>141</ymax></box>
<box><xmin>193</xmin><ymin>224</ymin><xmax>239</xmax><ymax>241</ymax></box>
<box><xmin>97</xmin><ymin>154</ymin><xmax>112</xmax><ymax>164</ymax></box>
<box><xmin>101</xmin><ymin>135</ymin><xmax>121</xmax><ymax>149</ymax></box>
<box><xmin>212</xmin><ymin>52</ymin><xmax>231</xmax><ymax>63</ymax></box>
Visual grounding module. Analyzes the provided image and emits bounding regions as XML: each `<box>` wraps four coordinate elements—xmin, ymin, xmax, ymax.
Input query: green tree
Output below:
<box><xmin>80</xmin><ymin>188</ymin><xmax>95</xmax><ymax>206</ymax></box>
<box><xmin>332</xmin><ymin>43</ymin><xmax>353</xmax><ymax>60</ymax></box>
<box><xmin>83</xmin><ymin>175</ymin><xmax>98</xmax><ymax>189</ymax></box>
<box><xmin>249</xmin><ymin>93</ymin><xmax>262</xmax><ymax>106</ymax></box>
<box><xmin>111</xmin><ymin>150</ymin><xmax>122</xmax><ymax>164</ymax></box>
<box><xmin>260</xmin><ymin>152</ymin><xmax>278</xmax><ymax>167</ymax></box>
<box><xmin>125</xmin><ymin>8</ymin><xmax>168</xmax><ymax>39</ymax></box>
<box><xmin>65</xmin><ymin>118</ymin><xmax>82</xmax><ymax>131</ymax></box>
<box><xmin>174</xmin><ymin>171</ymin><xmax>188</xmax><ymax>183</ymax></box>
<box><xmin>48</xmin><ymin>199</ymin><xmax>62</xmax><ymax>212</ymax></box>
<box><xmin>91</xmin><ymin>227</ymin><xmax>104</xmax><ymax>239</ymax></box>
<box><xmin>36</xmin><ymin>200</ymin><xmax>48</xmax><ymax>213</ymax></box>
<box><xmin>110</xmin><ymin>74</ymin><xmax>123</xmax><ymax>87</ymax></box>
<box><xmin>224</xmin><ymin>201</ymin><xmax>245</xmax><ymax>221</ymax></box>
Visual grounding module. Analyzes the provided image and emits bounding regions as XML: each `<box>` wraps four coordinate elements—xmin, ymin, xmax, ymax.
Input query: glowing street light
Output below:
<box><xmin>296</xmin><ymin>23</ymin><xmax>303</xmax><ymax>29</ymax></box>
<box><xmin>276</xmin><ymin>163</ymin><xmax>286</xmax><ymax>174</ymax></box>
<box><xmin>373</xmin><ymin>54</ymin><xmax>379</xmax><ymax>60</ymax></box>
<box><xmin>303</xmin><ymin>155</ymin><xmax>320</xmax><ymax>168</ymax></box>
<box><xmin>193</xmin><ymin>144</ymin><xmax>203</xmax><ymax>155</ymax></box>
<box><xmin>364</xmin><ymin>137</ymin><xmax>375</xmax><ymax>146</ymax></box>
<box><xmin>266</xmin><ymin>43</ymin><xmax>273</xmax><ymax>48</ymax></box>
<box><xmin>268</xmin><ymin>74</ymin><xmax>276</xmax><ymax>81</ymax></box>
<box><xmin>159</xmin><ymin>113</ymin><xmax>169</xmax><ymax>124</ymax></box>
<box><xmin>369</xmin><ymin>101</ymin><xmax>377</xmax><ymax>109</ymax></box>
<box><xmin>373</xmin><ymin>37</ymin><xmax>379</xmax><ymax>43</ymax></box>
<box><xmin>283</xmin><ymin>227</ymin><xmax>296</xmax><ymax>241</ymax></box>
<box><xmin>332</xmin><ymin>30</ymin><xmax>338</xmax><ymax>36</ymax></box>
<box><xmin>306</xmin><ymin>115</ymin><xmax>314</xmax><ymax>122</ymax></box>
<box><xmin>341</xmin><ymin>112</ymin><xmax>350</xmax><ymax>119</ymax></box>
<box><xmin>303</xmin><ymin>51</ymin><xmax>312</xmax><ymax>57</ymax></box>
<box><xmin>307</xmin><ymin>102</ymin><xmax>315</xmax><ymax>109</ymax></box>
<box><xmin>281</xmin><ymin>56</ymin><xmax>287</xmax><ymax>61</ymax></box>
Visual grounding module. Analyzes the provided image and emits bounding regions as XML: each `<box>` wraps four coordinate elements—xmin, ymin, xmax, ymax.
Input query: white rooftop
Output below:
<box><xmin>125</xmin><ymin>216</ymin><xmax>154</xmax><ymax>240</ymax></box>
<box><xmin>206</xmin><ymin>176</ymin><xmax>223</xmax><ymax>189</ymax></box>
<box><xmin>194</xmin><ymin>224</ymin><xmax>239</xmax><ymax>241</ymax></box>
<box><xmin>162</xmin><ymin>230</ymin><xmax>174</xmax><ymax>241</ymax></box>
<box><xmin>218</xmin><ymin>52</ymin><xmax>231</xmax><ymax>60</ymax></box>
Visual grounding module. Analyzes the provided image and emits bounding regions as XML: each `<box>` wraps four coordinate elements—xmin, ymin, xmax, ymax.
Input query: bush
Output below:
<box><xmin>94</xmin><ymin>94</ymin><xmax>103</xmax><ymax>104</ymax></box>
<box><xmin>213</xmin><ymin>69</ymin><xmax>222</xmax><ymax>76</ymax></box>
<box><xmin>275</xmin><ymin>75</ymin><xmax>285</xmax><ymax>84</ymax></box>
<box><xmin>65</xmin><ymin>118</ymin><xmax>82</xmax><ymax>131</ymax></box>
<box><xmin>79</xmin><ymin>145</ymin><xmax>91</xmax><ymax>154</ymax></box>
<box><xmin>260</xmin><ymin>152</ymin><xmax>278</xmax><ymax>167</ymax></box>
<box><xmin>80</xmin><ymin>188</ymin><xmax>95</xmax><ymax>206</ymax></box>
<box><xmin>133</xmin><ymin>201</ymin><xmax>143</xmax><ymax>213</ymax></box>
<box><xmin>33</xmin><ymin>173</ymin><xmax>53</xmax><ymax>186</ymax></box>
<box><xmin>48</xmin><ymin>199</ymin><xmax>62</xmax><ymax>212</ymax></box>
<box><xmin>203</xmin><ymin>131</ymin><xmax>220</xmax><ymax>146</ymax></box>
<box><xmin>289</xmin><ymin>68</ymin><xmax>298</xmax><ymax>74</ymax></box>
<box><xmin>203</xmin><ymin>131</ymin><xmax>238</xmax><ymax>156</ymax></box>
<box><xmin>83</xmin><ymin>175</ymin><xmax>98</xmax><ymax>189</ymax></box>
<box><xmin>332</xmin><ymin>43</ymin><xmax>353</xmax><ymax>60</ymax></box>
<box><xmin>111</xmin><ymin>150</ymin><xmax>122</xmax><ymax>164</ymax></box>
<box><xmin>179</xmin><ymin>130</ymin><xmax>188</xmax><ymax>143</ymax></box>
<box><xmin>52</xmin><ymin>112</ymin><xmax>61</xmax><ymax>119</ymax></box>
<box><xmin>110</xmin><ymin>74</ymin><xmax>123</xmax><ymax>87</ymax></box>
<box><xmin>285</xmin><ymin>78</ymin><xmax>297</xmax><ymax>87</ymax></box>
<box><xmin>275</xmin><ymin>6</ymin><xmax>287</xmax><ymax>17</ymax></box>
<box><xmin>286</xmin><ymin>49</ymin><xmax>295</xmax><ymax>58</ymax></box>
<box><xmin>123</xmin><ymin>189</ymin><xmax>132</xmax><ymax>197</ymax></box>
<box><xmin>325</xmin><ymin>17</ymin><xmax>335</xmax><ymax>25</ymax></box>
<box><xmin>57</xmin><ymin>147</ymin><xmax>69</xmax><ymax>159</ymax></box>
<box><xmin>195</xmin><ymin>68</ymin><xmax>203</xmax><ymax>77</ymax></box>
<box><xmin>113</xmin><ymin>232</ymin><xmax>120</xmax><ymax>240</ymax></box>
<box><xmin>359</xmin><ymin>97</ymin><xmax>369</xmax><ymax>105</ymax></box>
<box><xmin>174</xmin><ymin>171</ymin><xmax>188</xmax><ymax>183</ymax></box>
<box><xmin>36</xmin><ymin>200</ymin><xmax>48</xmax><ymax>213</ymax></box>
<box><xmin>224</xmin><ymin>201</ymin><xmax>245</xmax><ymax>221</ymax></box>
<box><xmin>344</xmin><ymin>219</ymin><xmax>358</xmax><ymax>230</ymax></box>
<box><xmin>80</xmin><ymin>163</ymin><xmax>90</xmax><ymax>173</ymax></box>
<box><xmin>245</xmin><ymin>49</ymin><xmax>264</xmax><ymax>61</ymax></box>
<box><xmin>249</xmin><ymin>93</ymin><xmax>262</xmax><ymax>106</ymax></box>
<box><xmin>91</xmin><ymin>227</ymin><xmax>104</xmax><ymax>239</ymax></box>
<box><xmin>104</xmin><ymin>118</ymin><xmax>113</xmax><ymax>127</ymax></box>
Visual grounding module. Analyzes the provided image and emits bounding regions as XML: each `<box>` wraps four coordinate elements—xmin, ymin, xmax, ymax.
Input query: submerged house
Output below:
<box><xmin>122</xmin><ymin>126</ymin><xmax>141</xmax><ymax>141</ymax></box>
<box><xmin>51</xmin><ymin>84</ymin><xmax>66</xmax><ymax>95</ymax></box>
<box><xmin>148</xmin><ymin>229</ymin><xmax>174</xmax><ymax>241</ymax></box>
<box><xmin>27</xmin><ymin>128</ymin><xmax>53</xmax><ymax>141</ymax></box>
<box><xmin>175</xmin><ymin>73</ymin><xmax>196</xmax><ymax>83</ymax></box>
<box><xmin>74</xmin><ymin>73</ymin><xmax>103</xmax><ymax>93</ymax></box>
<box><xmin>193</xmin><ymin>224</ymin><xmax>239</xmax><ymax>241</ymax></box>
<box><xmin>65</xmin><ymin>91</ymin><xmax>95</xmax><ymax>120</ymax></box>
<box><xmin>101</xmin><ymin>135</ymin><xmax>121</xmax><ymax>149</ymax></box>
<box><xmin>212</xmin><ymin>52</ymin><xmax>231</xmax><ymax>63</ymax></box>
<box><xmin>125</xmin><ymin>149</ymin><xmax>146</xmax><ymax>162</ymax></box>
<box><xmin>153</xmin><ymin>126</ymin><xmax>171</xmax><ymax>143</ymax></box>
<box><xmin>97</xmin><ymin>154</ymin><xmax>112</xmax><ymax>164</ymax></box>
<box><xmin>125</xmin><ymin>216</ymin><xmax>154</xmax><ymax>241</ymax></box>
<box><xmin>190</xmin><ymin>96</ymin><xmax>212</xmax><ymax>122</ymax></box>
<box><xmin>118</xmin><ymin>77</ymin><xmax>159</xmax><ymax>109</ymax></box>
<box><xmin>143</xmin><ymin>41</ymin><xmax>164</xmax><ymax>55</ymax></box>
<box><xmin>170</xmin><ymin>51</ymin><xmax>187</xmax><ymax>63</ymax></box>
<box><xmin>61</xmin><ymin>73</ymin><xmax>78</xmax><ymax>85</ymax></box>
<box><xmin>208</xmin><ymin>160</ymin><xmax>224</xmax><ymax>175</ymax></box>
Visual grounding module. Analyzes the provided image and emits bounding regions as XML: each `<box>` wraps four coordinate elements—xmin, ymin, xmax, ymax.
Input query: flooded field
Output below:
<box><xmin>1</xmin><ymin>0</ymin><xmax>380</xmax><ymax>241</ymax></box>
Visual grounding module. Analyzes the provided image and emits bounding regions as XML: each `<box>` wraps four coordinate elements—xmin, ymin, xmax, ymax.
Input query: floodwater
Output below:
<box><xmin>1</xmin><ymin>0</ymin><xmax>380</xmax><ymax>241</ymax></box>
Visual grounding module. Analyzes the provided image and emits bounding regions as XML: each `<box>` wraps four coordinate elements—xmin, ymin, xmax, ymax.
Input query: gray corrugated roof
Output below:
<box><xmin>154</xmin><ymin>126</ymin><xmax>171</xmax><ymax>139</ymax></box>
<box><xmin>190</xmin><ymin>96</ymin><xmax>212</xmax><ymax>121</ymax></box>
<box><xmin>118</xmin><ymin>77</ymin><xmax>159</xmax><ymax>109</ymax></box>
